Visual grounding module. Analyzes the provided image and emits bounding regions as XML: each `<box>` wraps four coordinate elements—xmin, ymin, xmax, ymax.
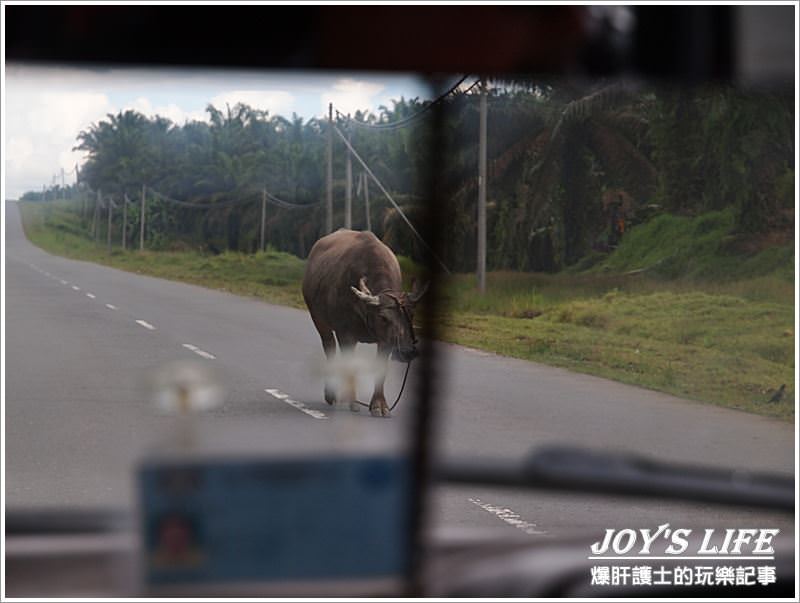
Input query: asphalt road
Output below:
<box><xmin>4</xmin><ymin>201</ymin><xmax>795</xmax><ymax>542</ymax></box>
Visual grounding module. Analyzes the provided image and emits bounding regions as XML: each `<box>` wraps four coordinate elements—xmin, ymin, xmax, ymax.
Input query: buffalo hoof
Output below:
<box><xmin>349</xmin><ymin>401</ymin><xmax>361</xmax><ymax>413</ymax></box>
<box><xmin>324</xmin><ymin>387</ymin><xmax>336</xmax><ymax>405</ymax></box>
<box><xmin>369</xmin><ymin>401</ymin><xmax>391</xmax><ymax>418</ymax></box>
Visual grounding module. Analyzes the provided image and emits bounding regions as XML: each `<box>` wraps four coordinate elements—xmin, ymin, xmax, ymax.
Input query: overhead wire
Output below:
<box><xmin>333</xmin><ymin>123</ymin><xmax>450</xmax><ymax>274</ymax></box>
<box><xmin>327</xmin><ymin>77</ymin><xmax>484</xmax><ymax>274</ymax></box>
<box><xmin>338</xmin><ymin>75</ymin><xmax>474</xmax><ymax>131</ymax></box>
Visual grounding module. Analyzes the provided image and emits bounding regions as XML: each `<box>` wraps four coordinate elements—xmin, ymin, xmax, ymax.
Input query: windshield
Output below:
<box><xmin>3</xmin><ymin>28</ymin><xmax>795</xmax><ymax>595</ymax></box>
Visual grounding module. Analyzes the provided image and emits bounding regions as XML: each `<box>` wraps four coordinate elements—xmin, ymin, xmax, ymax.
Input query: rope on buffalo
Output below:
<box><xmin>351</xmin><ymin>360</ymin><xmax>412</xmax><ymax>412</ymax></box>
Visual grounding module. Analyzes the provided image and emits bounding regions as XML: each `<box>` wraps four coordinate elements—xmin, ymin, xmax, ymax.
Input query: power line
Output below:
<box><xmin>338</xmin><ymin>75</ymin><xmax>473</xmax><ymax>131</ymax></box>
<box><xmin>458</xmin><ymin>78</ymin><xmax>482</xmax><ymax>96</ymax></box>
<box><xmin>333</xmin><ymin>123</ymin><xmax>450</xmax><ymax>274</ymax></box>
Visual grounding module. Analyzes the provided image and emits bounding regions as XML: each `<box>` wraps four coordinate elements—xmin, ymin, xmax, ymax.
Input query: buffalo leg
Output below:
<box><xmin>337</xmin><ymin>334</ymin><xmax>361</xmax><ymax>412</ymax></box>
<box><xmin>369</xmin><ymin>345</ymin><xmax>392</xmax><ymax>418</ymax></box>
<box><xmin>310</xmin><ymin>313</ymin><xmax>337</xmax><ymax>405</ymax></box>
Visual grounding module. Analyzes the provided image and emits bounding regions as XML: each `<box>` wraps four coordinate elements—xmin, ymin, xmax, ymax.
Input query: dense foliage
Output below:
<box><xmin>26</xmin><ymin>81</ymin><xmax>794</xmax><ymax>272</ymax></box>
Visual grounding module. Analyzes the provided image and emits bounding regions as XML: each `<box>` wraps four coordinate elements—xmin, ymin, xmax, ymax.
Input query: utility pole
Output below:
<box><xmin>260</xmin><ymin>188</ymin><xmax>267</xmax><ymax>252</ymax></box>
<box><xmin>326</xmin><ymin>103</ymin><xmax>333</xmax><ymax>234</ymax></box>
<box><xmin>76</xmin><ymin>164</ymin><xmax>83</xmax><ymax>212</ymax></box>
<box><xmin>139</xmin><ymin>184</ymin><xmax>146</xmax><ymax>251</ymax></box>
<box><xmin>333</xmin><ymin>122</ymin><xmax>450</xmax><ymax>274</ymax></box>
<box><xmin>363</xmin><ymin>172</ymin><xmax>371</xmax><ymax>232</ymax></box>
<box><xmin>345</xmin><ymin>118</ymin><xmax>353</xmax><ymax>229</ymax></box>
<box><xmin>477</xmin><ymin>77</ymin><xmax>488</xmax><ymax>293</ymax></box>
<box><xmin>60</xmin><ymin>168</ymin><xmax>65</xmax><ymax>200</ymax></box>
<box><xmin>93</xmin><ymin>189</ymin><xmax>100</xmax><ymax>241</ymax></box>
<box><xmin>122</xmin><ymin>194</ymin><xmax>128</xmax><ymax>250</ymax></box>
<box><xmin>107</xmin><ymin>196</ymin><xmax>113</xmax><ymax>253</ymax></box>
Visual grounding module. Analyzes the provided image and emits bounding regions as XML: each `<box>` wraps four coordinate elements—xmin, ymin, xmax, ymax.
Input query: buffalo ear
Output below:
<box><xmin>408</xmin><ymin>278</ymin><xmax>429</xmax><ymax>304</ymax></box>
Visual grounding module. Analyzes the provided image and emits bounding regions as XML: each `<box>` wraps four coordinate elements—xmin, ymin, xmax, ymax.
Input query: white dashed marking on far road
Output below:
<box><xmin>182</xmin><ymin>343</ymin><xmax>216</xmax><ymax>360</ymax></box>
<box><xmin>135</xmin><ymin>320</ymin><xmax>156</xmax><ymax>330</ymax></box>
<box><xmin>265</xmin><ymin>389</ymin><xmax>327</xmax><ymax>419</ymax></box>
<box><xmin>86</xmin><ymin>293</ymin><xmax>96</xmax><ymax>299</ymax></box>
<box><xmin>105</xmin><ymin>304</ymin><xmax>117</xmax><ymax>310</ymax></box>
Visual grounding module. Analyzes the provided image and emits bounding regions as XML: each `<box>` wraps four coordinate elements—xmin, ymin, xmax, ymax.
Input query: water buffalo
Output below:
<box><xmin>302</xmin><ymin>229</ymin><xmax>426</xmax><ymax>417</ymax></box>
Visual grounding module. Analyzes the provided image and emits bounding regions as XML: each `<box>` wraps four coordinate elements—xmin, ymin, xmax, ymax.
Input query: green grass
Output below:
<box><xmin>20</xmin><ymin>200</ymin><xmax>795</xmax><ymax>421</ymax></box>
<box><xmin>594</xmin><ymin>208</ymin><xmax>794</xmax><ymax>282</ymax></box>
<box><xmin>440</xmin><ymin>281</ymin><xmax>794</xmax><ymax>421</ymax></box>
<box><xmin>18</xmin><ymin>201</ymin><xmax>307</xmax><ymax>308</ymax></box>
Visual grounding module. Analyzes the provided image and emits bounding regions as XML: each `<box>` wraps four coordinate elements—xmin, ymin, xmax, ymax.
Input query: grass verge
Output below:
<box><xmin>18</xmin><ymin>200</ymin><xmax>307</xmax><ymax>308</ymax></box>
<box><xmin>19</xmin><ymin>200</ymin><xmax>795</xmax><ymax>421</ymax></box>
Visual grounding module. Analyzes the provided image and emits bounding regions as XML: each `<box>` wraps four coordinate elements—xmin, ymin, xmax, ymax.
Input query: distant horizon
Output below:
<box><xmin>4</xmin><ymin>64</ymin><xmax>438</xmax><ymax>199</ymax></box>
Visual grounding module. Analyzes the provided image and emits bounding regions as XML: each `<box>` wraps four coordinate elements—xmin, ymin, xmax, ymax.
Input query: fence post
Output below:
<box><xmin>139</xmin><ymin>184</ymin><xmax>146</xmax><ymax>251</ymax></box>
<box><xmin>107</xmin><ymin>196</ymin><xmax>113</xmax><ymax>254</ymax></box>
<box><xmin>260</xmin><ymin>188</ymin><xmax>267</xmax><ymax>252</ymax></box>
<box><xmin>122</xmin><ymin>194</ymin><xmax>128</xmax><ymax>250</ymax></box>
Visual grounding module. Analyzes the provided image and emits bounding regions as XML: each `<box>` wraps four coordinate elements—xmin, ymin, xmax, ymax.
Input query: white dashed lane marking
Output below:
<box><xmin>468</xmin><ymin>498</ymin><xmax>547</xmax><ymax>535</ymax></box>
<box><xmin>182</xmin><ymin>343</ymin><xmax>216</xmax><ymax>360</ymax></box>
<box><xmin>26</xmin><ymin>266</ymin><xmax>224</xmax><ymax>368</ymax></box>
<box><xmin>265</xmin><ymin>389</ymin><xmax>327</xmax><ymax>419</ymax></box>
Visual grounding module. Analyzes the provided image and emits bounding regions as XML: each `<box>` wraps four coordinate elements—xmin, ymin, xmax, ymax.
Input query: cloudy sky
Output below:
<box><xmin>3</xmin><ymin>64</ymin><xmax>432</xmax><ymax>199</ymax></box>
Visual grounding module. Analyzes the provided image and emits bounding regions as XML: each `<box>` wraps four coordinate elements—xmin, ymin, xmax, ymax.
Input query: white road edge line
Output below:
<box><xmin>265</xmin><ymin>389</ymin><xmax>327</xmax><ymax>419</ymax></box>
<box><xmin>86</xmin><ymin>293</ymin><xmax>96</xmax><ymax>299</ymax></box>
<box><xmin>135</xmin><ymin>319</ymin><xmax>156</xmax><ymax>330</ymax></box>
<box><xmin>182</xmin><ymin>343</ymin><xmax>216</xmax><ymax>360</ymax></box>
<box><xmin>105</xmin><ymin>304</ymin><xmax>117</xmax><ymax>310</ymax></box>
<box><xmin>468</xmin><ymin>498</ymin><xmax>547</xmax><ymax>535</ymax></box>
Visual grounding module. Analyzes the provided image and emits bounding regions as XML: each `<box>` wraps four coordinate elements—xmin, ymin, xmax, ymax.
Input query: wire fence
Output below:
<box><xmin>53</xmin><ymin>183</ymin><xmax>324</xmax><ymax>255</ymax></box>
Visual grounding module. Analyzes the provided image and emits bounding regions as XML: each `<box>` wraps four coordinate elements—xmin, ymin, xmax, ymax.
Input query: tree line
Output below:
<box><xmin>24</xmin><ymin>81</ymin><xmax>794</xmax><ymax>272</ymax></box>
